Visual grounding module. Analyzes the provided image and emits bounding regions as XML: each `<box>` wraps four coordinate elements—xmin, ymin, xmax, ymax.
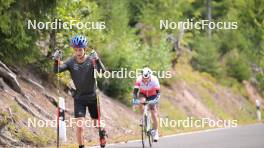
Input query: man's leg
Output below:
<box><xmin>150</xmin><ymin>104</ymin><xmax>159</xmax><ymax>141</ymax></box>
<box><xmin>74</xmin><ymin>99</ymin><xmax>86</xmax><ymax>148</ymax></box>
<box><xmin>139</xmin><ymin>96</ymin><xmax>146</xmax><ymax>114</ymax></box>
<box><xmin>76</xmin><ymin>117</ymin><xmax>85</xmax><ymax>147</ymax></box>
<box><xmin>93</xmin><ymin>119</ymin><xmax>98</xmax><ymax>127</ymax></box>
<box><xmin>151</xmin><ymin>107</ymin><xmax>159</xmax><ymax>130</ymax></box>
<box><xmin>87</xmin><ymin>102</ymin><xmax>99</xmax><ymax>128</ymax></box>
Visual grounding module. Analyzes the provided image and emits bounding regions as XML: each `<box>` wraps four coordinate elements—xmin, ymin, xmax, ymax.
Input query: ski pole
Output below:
<box><xmin>92</xmin><ymin>59</ymin><xmax>101</xmax><ymax>128</ymax></box>
<box><xmin>56</xmin><ymin>55</ymin><xmax>60</xmax><ymax>148</ymax></box>
<box><xmin>91</xmin><ymin>50</ymin><xmax>106</xmax><ymax>148</ymax></box>
<box><xmin>54</xmin><ymin>49</ymin><xmax>63</xmax><ymax>148</ymax></box>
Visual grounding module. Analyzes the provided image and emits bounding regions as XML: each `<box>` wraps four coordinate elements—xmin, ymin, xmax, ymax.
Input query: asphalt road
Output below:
<box><xmin>107</xmin><ymin>124</ymin><xmax>264</xmax><ymax>148</ymax></box>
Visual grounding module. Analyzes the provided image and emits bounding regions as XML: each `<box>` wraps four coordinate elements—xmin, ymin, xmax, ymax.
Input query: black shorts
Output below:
<box><xmin>139</xmin><ymin>93</ymin><xmax>158</xmax><ymax>101</ymax></box>
<box><xmin>139</xmin><ymin>93</ymin><xmax>159</xmax><ymax>110</ymax></box>
<box><xmin>73</xmin><ymin>93</ymin><xmax>98</xmax><ymax>119</ymax></box>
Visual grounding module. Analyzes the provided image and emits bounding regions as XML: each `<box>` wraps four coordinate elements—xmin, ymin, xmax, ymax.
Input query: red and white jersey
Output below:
<box><xmin>134</xmin><ymin>75</ymin><xmax>160</xmax><ymax>97</ymax></box>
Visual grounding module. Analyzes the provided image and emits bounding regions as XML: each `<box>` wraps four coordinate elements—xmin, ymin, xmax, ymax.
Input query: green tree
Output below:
<box><xmin>191</xmin><ymin>37</ymin><xmax>221</xmax><ymax>76</ymax></box>
<box><xmin>225</xmin><ymin>49</ymin><xmax>251</xmax><ymax>82</ymax></box>
<box><xmin>0</xmin><ymin>0</ymin><xmax>56</xmax><ymax>64</ymax></box>
<box><xmin>96</xmin><ymin>0</ymin><xmax>141</xmax><ymax>104</ymax></box>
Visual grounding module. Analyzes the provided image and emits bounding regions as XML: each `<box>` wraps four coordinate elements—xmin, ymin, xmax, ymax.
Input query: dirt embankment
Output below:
<box><xmin>0</xmin><ymin>65</ymin><xmax>139</xmax><ymax>147</ymax></box>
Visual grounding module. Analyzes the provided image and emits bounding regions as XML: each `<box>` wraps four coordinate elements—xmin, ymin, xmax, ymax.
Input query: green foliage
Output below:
<box><xmin>0</xmin><ymin>0</ymin><xmax>56</xmax><ymax>64</ymax></box>
<box><xmin>191</xmin><ymin>37</ymin><xmax>221</xmax><ymax>77</ymax></box>
<box><xmin>95</xmin><ymin>0</ymin><xmax>140</xmax><ymax>103</ymax></box>
<box><xmin>238</xmin><ymin>0</ymin><xmax>264</xmax><ymax>61</ymax></box>
<box><xmin>1</xmin><ymin>0</ymin><xmax>264</xmax><ymax>99</ymax></box>
<box><xmin>225</xmin><ymin>49</ymin><xmax>251</xmax><ymax>82</ymax></box>
<box><xmin>95</xmin><ymin>0</ymin><xmax>172</xmax><ymax>103</ymax></box>
<box><xmin>256</xmin><ymin>73</ymin><xmax>264</xmax><ymax>93</ymax></box>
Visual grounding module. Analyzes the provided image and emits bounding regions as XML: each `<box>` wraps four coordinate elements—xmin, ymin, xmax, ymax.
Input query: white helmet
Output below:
<box><xmin>142</xmin><ymin>67</ymin><xmax>152</xmax><ymax>78</ymax></box>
